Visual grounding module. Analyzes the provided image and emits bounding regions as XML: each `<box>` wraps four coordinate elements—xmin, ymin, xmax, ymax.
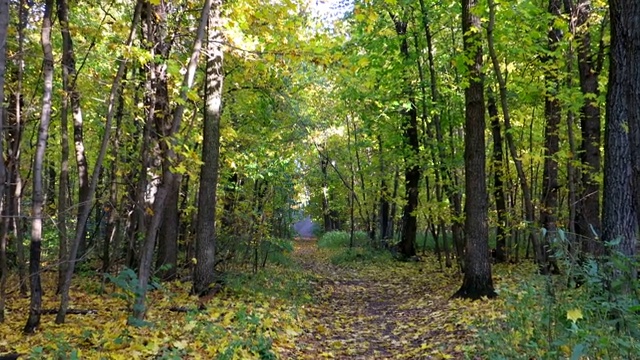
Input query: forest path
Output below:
<box><xmin>288</xmin><ymin>239</ymin><xmax>482</xmax><ymax>359</ymax></box>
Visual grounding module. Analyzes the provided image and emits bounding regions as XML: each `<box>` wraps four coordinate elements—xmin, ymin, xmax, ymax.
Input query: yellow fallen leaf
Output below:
<box><xmin>567</xmin><ymin>308</ymin><xmax>583</xmax><ymax>322</ymax></box>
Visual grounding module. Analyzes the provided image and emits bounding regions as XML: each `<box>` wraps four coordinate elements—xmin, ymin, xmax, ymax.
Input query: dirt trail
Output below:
<box><xmin>288</xmin><ymin>239</ymin><xmax>477</xmax><ymax>360</ymax></box>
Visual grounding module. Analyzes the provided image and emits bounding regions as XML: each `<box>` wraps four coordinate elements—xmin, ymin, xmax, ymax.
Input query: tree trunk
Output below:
<box><xmin>0</xmin><ymin>0</ymin><xmax>8</xmax><ymax>323</ymax></box>
<box><xmin>390</xmin><ymin>12</ymin><xmax>419</xmax><ymax>259</ymax></box>
<box><xmin>56</xmin><ymin>0</ymin><xmax>143</xmax><ymax>324</ymax></box>
<box><xmin>134</xmin><ymin>0</ymin><xmax>212</xmax><ymax>317</ymax></box>
<box><xmin>454</xmin><ymin>0</ymin><xmax>496</xmax><ymax>300</ymax></box>
<box><xmin>604</xmin><ymin>0</ymin><xmax>638</xmax><ymax>263</ymax></box>
<box><xmin>574</xmin><ymin>0</ymin><xmax>604</xmax><ymax>255</ymax></box>
<box><xmin>24</xmin><ymin>0</ymin><xmax>54</xmax><ymax>332</ymax></box>
<box><xmin>487</xmin><ymin>88</ymin><xmax>507</xmax><ymax>263</ymax></box>
<box><xmin>539</xmin><ymin>0</ymin><xmax>563</xmax><ymax>274</ymax></box>
<box><xmin>194</xmin><ymin>0</ymin><xmax>223</xmax><ymax>295</ymax></box>
<box><xmin>56</xmin><ymin>0</ymin><xmax>76</xmax><ymax>292</ymax></box>
<box><xmin>486</xmin><ymin>0</ymin><xmax>542</xmax><ymax>267</ymax></box>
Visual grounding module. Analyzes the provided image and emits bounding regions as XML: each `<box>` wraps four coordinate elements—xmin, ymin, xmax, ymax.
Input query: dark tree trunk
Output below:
<box><xmin>57</xmin><ymin>0</ymin><xmax>143</xmax><ymax>324</ymax></box>
<box><xmin>146</xmin><ymin>1</ymin><xmax>179</xmax><ymax>281</ymax></box>
<box><xmin>454</xmin><ymin>0</ymin><xmax>496</xmax><ymax>300</ymax></box>
<box><xmin>487</xmin><ymin>89</ymin><xmax>507</xmax><ymax>263</ymax></box>
<box><xmin>56</xmin><ymin>0</ymin><xmax>90</xmax><ymax>258</ymax></box>
<box><xmin>486</xmin><ymin>0</ymin><xmax>542</xmax><ymax>266</ymax></box>
<box><xmin>539</xmin><ymin>0</ymin><xmax>563</xmax><ymax>274</ymax></box>
<box><xmin>390</xmin><ymin>13</ymin><xmax>420</xmax><ymax>259</ymax></box>
<box><xmin>193</xmin><ymin>0</ymin><xmax>223</xmax><ymax>296</ymax></box>
<box><xmin>574</xmin><ymin>0</ymin><xmax>604</xmax><ymax>255</ymax></box>
<box><xmin>0</xmin><ymin>0</ymin><xmax>8</xmax><ymax>322</ymax></box>
<box><xmin>25</xmin><ymin>0</ymin><xmax>54</xmax><ymax>332</ymax></box>
<box><xmin>603</xmin><ymin>0</ymin><xmax>639</xmax><ymax>261</ymax></box>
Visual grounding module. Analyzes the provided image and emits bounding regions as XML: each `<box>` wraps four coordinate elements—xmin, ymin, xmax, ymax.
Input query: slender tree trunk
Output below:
<box><xmin>57</xmin><ymin>0</ymin><xmax>89</xmax><ymax>260</ymax></box>
<box><xmin>0</xmin><ymin>0</ymin><xmax>8</xmax><ymax>323</ymax></box>
<box><xmin>487</xmin><ymin>0</ymin><xmax>542</xmax><ymax>266</ymax></box>
<box><xmin>574</xmin><ymin>0</ymin><xmax>604</xmax><ymax>255</ymax></box>
<box><xmin>454</xmin><ymin>0</ymin><xmax>496</xmax><ymax>300</ymax></box>
<box><xmin>56</xmin><ymin>0</ymin><xmax>75</xmax><ymax>292</ymax></box>
<box><xmin>604</xmin><ymin>0</ymin><xmax>638</xmax><ymax>263</ymax></box>
<box><xmin>390</xmin><ymin>12</ymin><xmax>419</xmax><ymax>258</ymax></box>
<box><xmin>144</xmin><ymin>0</ymin><xmax>179</xmax><ymax>281</ymax></box>
<box><xmin>538</xmin><ymin>0</ymin><xmax>563</xmax><ymax>274</ymax></box>
<box><xmin>194</xmin><ymin>0</ymin><xmax>223</xmax><ymax>295</ymax></box>
<box><xmin>487</xmin><ymin>88</ymin><xmax>507</xmax><ymax>263</ymax></box>
<box><xmin>24</xmin><ymin>0</ymin><xmax>54</xmax><ymax>332</ymax></box>
<box><xmin>56</xmin><ymin>0</ymin><xmax>144</xmax><ymax>324</ymax></box>
<box><xmin>134</xmin><ymin>0</ymin><xmax>212</xmax><ymax>316</ymax></box>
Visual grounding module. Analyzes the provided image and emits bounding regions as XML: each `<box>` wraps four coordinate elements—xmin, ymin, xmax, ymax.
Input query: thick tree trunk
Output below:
<box><xmin>604</xmin><ymin>0</ymin><xmax>638</xmax><ymax>263</ymax></box>
<box><xmin>454</xmin><ymin>0</ymin><xmax>496</xmax><ymax>300</ymax></box>
<box><xmin>134</xmin><ymin>0</ymin><xmax>212</xmax><ymax>317</ymax></box>
<box><xmin>194</xmin><ymin>0</ymin><xmax>223</xmax><ymax>295</ymax></box>
<box><xmin>24</xmin><ymin>0</ymin><xmax>54</xmax><ymax>332</ymax></box>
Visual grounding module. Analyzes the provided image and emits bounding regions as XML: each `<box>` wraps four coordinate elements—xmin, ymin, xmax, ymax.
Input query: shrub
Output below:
<box><xmin>477</xmin><ymin>237</ymin><xmax>640</xmax><ymax>359</ymax></box>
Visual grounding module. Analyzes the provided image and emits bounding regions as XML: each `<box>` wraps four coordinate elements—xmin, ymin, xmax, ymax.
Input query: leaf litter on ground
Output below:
<box><xmin>1</xmin><ymin>239</ymin><xmax>532</xmax><ymax>359</ymax></box>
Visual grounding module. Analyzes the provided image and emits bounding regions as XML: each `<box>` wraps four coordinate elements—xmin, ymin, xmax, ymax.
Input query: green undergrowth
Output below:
<box><xmin>476</xmin><ymin>249</ymin><xmax>640</xmax><ymax>359</ymax></box>
<box><xmin>317</xmin><ymin>231</ymin><xmax>393</xmax><ymax>265</ymax></box>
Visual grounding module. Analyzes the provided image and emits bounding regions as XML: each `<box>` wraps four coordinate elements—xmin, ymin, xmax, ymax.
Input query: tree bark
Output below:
<box><xmin>56</xmin><ymin>0</ymin><xmax>144</xmax><ymax>324</ymax></box>
<box><xmin>0</xmin><ymin>0</ymin><xmax>8</xmax><ymax>323</ymax></box>
<box><xmin>604</xmin><ymin>0</ymin><xmax>638</xmax><ymax>262</ymax></box>
<box><xmin>539</xmin><ymin>0</ymin><xmax>563</xmax><ymax>274</ymax></box>
<box><xmin>194</xmin><ymin>0</ymin><xmax>224</xmax><ymax>295</ymax></box>
<box><xmin>390</xmin><ymin>12</ymin><xmax>419</xmax><ymax>259</ymax></box>
<box><xmin>134</xmin><ymin>0</ymin><xmax>212</xmax><ymax>318</ymax></box>
<box><xmin>487</xmin><ymin>88</ymin><xmax>507</xmax><ymax>263</ymax></box>
<box><xmin>454</xmin><ymin>0</ymin><xmax>496</xmax><ymax>300</ymax></box>
<box><xmin>574</xmin><ymin>0</ymin><xmax>604</xmax><ymax>255</ymax></box>
<box><xmin>24</xmin><ymin>0</ymin><xmax>54</xmax><ymax>333</ymax></box>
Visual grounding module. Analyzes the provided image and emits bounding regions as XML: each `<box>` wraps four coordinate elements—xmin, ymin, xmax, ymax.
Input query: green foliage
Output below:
<box><xmin>478</xmin><ymin>238</ymin><xmax>640</xmax><ymax>359</ymax></box>
<box><xmin>106</xmin><ymin>267</ymin><xmax>162</xmax><ymax>320</ymax></box>
<box><xmin>224</xmin><ymin>266</ymin><xmax>313</xmax><ymax>305</ymax></box>
<box><xmin>29</xmin><ymin>332</ymin><xmax>80</xmax><ymax>360</ymax></box>
<box><xmin>328</xmin><ymin>247</ymin><xmax>394</xmax><ymax>265</ymax></box>
<box><xmin>317</xmin><ymin>230</ymin><xmax>370</xmax><ymax>249</ymax></box>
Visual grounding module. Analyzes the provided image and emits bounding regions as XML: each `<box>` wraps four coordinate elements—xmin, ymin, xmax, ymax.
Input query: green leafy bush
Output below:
<box><xmin>477</xmin><ymin>237</ymin><xmax>640</xmax><ymax>359</ymax></box>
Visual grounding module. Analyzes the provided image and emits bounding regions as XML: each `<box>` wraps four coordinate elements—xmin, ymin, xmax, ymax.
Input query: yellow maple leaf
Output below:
<box><xmin>566</xmin><ymin>308</ymin><xmax>584</xmax><ymax>322</ymax></box>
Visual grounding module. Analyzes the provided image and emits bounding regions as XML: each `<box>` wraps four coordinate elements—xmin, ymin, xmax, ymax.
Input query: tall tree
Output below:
<box><xmin>0</xmin><ymin>0</ymin><xmax>8</xmax><ymax>323</ymax></box>
<box><xmin>134</xmin><ymin>0</ymin><xmax>212</xmax><ymax>318</ymax></box>
<box><xmin>24</xmin><ymin>0</ymin><xmax>54</xmax><ymax>333</ymax></box>
<box><xmin>603</xmin><ymin>0</ymin><xmax>638</xmax><ymax>262</ymax></box>
<box><xmin>57</xmin><ymin>0</ymin><xmax>144</xmax><ymax>324</ymax></box>
<box><xmin>194</xmin><ymin>0</ymin><xmax>224</xmax><ymax>295</ymax></box>
<box><xmin>390</xmin><ymin>11</ymin><xmax>419</xmax><ymax>259</ymax></box>
<box><xmin>573</xmin><ymin>0</ymin><xmax>604</xmax><ymax>255</ymax></box>
<box><xmin>539</xmin><ymin>0</ymin><xmax>563</xmax><ymax>274</ymax></box>
<box><xmin>487</xmin><ymin>88</ymin><xmax>507</xmax><ymax>263</ymax></box>
<box><xmin>454</xmin><ymin>0</ymin><xmax>496</xmax><ymax>299</ymax></box>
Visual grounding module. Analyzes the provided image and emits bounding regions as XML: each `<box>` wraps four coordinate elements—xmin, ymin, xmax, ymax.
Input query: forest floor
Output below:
<box><xmin>283</xmin><ymin>239</ymin><xmax>505</xmax><ymax>359</ymax></box>
<box><xmin>0</xmin><ymin>238</ymin><xmax>516</xmax><ymax>359</ymax></box>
